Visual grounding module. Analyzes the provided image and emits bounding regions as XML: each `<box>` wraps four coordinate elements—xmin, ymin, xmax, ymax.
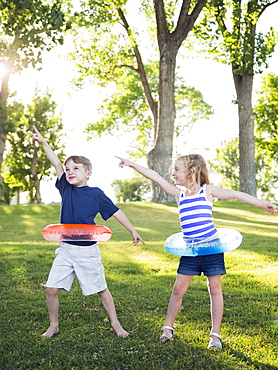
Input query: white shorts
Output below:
<box><xmin>45</xmin><ymin>242</ymin><xmax>107</xmax><ymax>296</ymax></box>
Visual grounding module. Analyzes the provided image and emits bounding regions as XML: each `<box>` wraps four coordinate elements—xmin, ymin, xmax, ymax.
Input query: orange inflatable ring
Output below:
<box><xmin>42</xmin><ymin>224</ymin><xmax>112</xmax><ymax>242</ymax></box>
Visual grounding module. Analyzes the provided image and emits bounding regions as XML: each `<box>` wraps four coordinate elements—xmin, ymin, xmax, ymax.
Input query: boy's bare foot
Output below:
<box><xmin>112</xmin><ymin>321</ymin><xmax>129</xmax><ymax>337</ymax></box>
<box><xmin>41</xmin><ymin>326</ymin><xmax>59</xmax><ymax>338</ymax></box>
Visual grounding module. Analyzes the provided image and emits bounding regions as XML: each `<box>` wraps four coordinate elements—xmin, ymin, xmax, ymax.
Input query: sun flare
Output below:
<box><xmin>0</xmin><ymin>64</ymin><xmax>8</xmax><ymax>78</ymax></box>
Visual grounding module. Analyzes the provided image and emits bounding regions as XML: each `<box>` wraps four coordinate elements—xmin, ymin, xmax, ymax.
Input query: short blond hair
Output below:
<box><xmin>64</xmin><ymin>156</ymin><xmax>92</xmax><ymax>171</ymax></box>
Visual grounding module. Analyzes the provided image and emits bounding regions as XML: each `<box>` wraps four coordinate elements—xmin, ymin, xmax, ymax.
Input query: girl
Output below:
<box><xmin>117</xmin><ymin>154</ymin><xmax>278</xmax><ymax>349</ymax></box>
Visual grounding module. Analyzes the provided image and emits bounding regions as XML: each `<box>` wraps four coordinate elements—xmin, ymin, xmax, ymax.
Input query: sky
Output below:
<box><xmin>6</xmin><ymin>1</ymin><xmax>278</xmax><ymax>204</ymax></box>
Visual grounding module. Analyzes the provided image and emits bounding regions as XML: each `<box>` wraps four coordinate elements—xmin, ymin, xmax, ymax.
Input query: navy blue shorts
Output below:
<box><xmin>177</xmin><ymin>253</ymin><xmax>226</xmax><ymax>276</ymax></box>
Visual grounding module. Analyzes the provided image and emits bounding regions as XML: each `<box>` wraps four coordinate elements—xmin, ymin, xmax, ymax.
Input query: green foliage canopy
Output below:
<box><xmin>4</xmin><ymin>91</ymin><xmax>65</xmax><ymax>203</ymax></box>
<box><xmin>194</xmin><ymin>0</ymin><xmax>277</xmax><ymax>74</ymax></box>
<box><xmin>0</xmin><ymin>0</ymin><xmax>71</xmax><ymax>201</ymax></box>
<box><xmin>70</xmin><ymin>0</ymin><xmax>211</xmax><ymax>203</ymax></box>
<box><xmin>192</xmin><ymin>0</ymin><xmax>278</xmax><ymax>196</ymax></box>
<box><xmin>254</xmin><ymin>73</ymin><xmax>278</xmax><ymax>161</ymax></box>
<box><xmin>0</xmin><ymin>0</ymin><xmax>71</xmax><ymax>72</ymax></box>
<box><xmin>210</xmin><ymin>136</ymin><xmax>278</xmax><ymax>200</ymax></box>
<box><xmin>111</xmin><ymin>176</ymin><xmax>151</xmax><ymax>202</ymax></box>
<box><xmin>85</xmin><ymin>62</ymin><xmax>213</xmax><ymax>157</ymax></box>
<box><xmin>72</xmin><ymin>0</ymin><xmax>213</xmax><ymax>154</ymax></box>
<box><xmin>209</xmin><ymin>137</ymin><xmax>240</xmax><ymax>191</ymax></box>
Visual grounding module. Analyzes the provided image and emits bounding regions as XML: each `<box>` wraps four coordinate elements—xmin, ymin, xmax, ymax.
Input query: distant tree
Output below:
<box><xmin>0</xmin><ymin>0</ymin><xmax>71</xmax><ymax>200</ymax></box>
<box><xmin>72</xmin><ymin>0</ymin><xmax>209</xmax><ymax>203</ymax></box>
<box><xmin>194</xmin><ymin>0</ymin><xmax>278</xmax><ymax>196</ymax></box>
<box><xmin>111</xmin><ymin>176</ymin><xmax>151</xmax><ymax>202</ymax></box>
<box><xmin>4</xmin><ymin>92</ymin><xmax>65</xmax><ymax>203</ymax></box>
<box><xmin>209</xmin><ymin>138</ymin><xmax>240</xmax><ymax>191</ymax></box>
<box><xmin>0</xmin><ymin>178</ymin><xmax>21</xmax><ymax>205</ymax></box>
<box><xmin>254</xmin><ymin>73</ymin><xmax>278</xmax><ymax>162</ymax></box>
<box><xmin>210</xmin><ymin>137</ymin><xmax>278</xmax><ymax>200</ymax></box>
<box><xmin>86</xmin><ymin>65</ymin><xmax>213</xmax><ymax>158</ymax></box>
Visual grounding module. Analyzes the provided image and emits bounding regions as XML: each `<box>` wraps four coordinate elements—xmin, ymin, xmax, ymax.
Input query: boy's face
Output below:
<box><xmin>65</xmin><ymin>159</ymin><xmax>92</xmax><ymax>187</ymax></box>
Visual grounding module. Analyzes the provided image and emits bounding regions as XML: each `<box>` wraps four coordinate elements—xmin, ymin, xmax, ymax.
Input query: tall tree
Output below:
<box><xmin>209</xmin><ymin>138</ymin><xmax>240</xmax><ymax>191</ymax></box>
<box><xmin>210</xmin><ymin>136</ymin><xmax>278</xmax><ymax>200</ymax></box>
<box><xmin>72</xmin><ymin>0</ymin><xmax>208</xmax><ymax>203</ymax></box>
<box><xmin>0</xmin><ymin>0</ymin><xmax>70</xmax><ymax>200</ymax></box>
<box><xmin>85</xmin><ymin>64</ymin><xmax>213</xmax><ymax>158</ymax></box>
<box><xmin>254</xmin><ymin>73</ymin><xmax>278</xmax><ymax>162</ymax></box>
<box><xmin>4</xmin><ymin>92</ymin><xmax>65</xmax><ymax>204</ymax></box>
<box><xmin>194</xmin><ymin>0</ymin><xmax>278</xmax><ymax>196</ymax></box>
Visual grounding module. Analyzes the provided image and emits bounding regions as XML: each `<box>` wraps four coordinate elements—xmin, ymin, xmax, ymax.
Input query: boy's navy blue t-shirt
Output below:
<box><xmin>55</xmin><ymin>173</ymin><xmax>119</xmax><ymax>245</ymax></box>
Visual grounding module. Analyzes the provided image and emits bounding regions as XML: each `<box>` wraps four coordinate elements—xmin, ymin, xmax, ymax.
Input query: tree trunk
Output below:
<box><xmin>35</xmin><ymin>179</ymin><xmax>42</xmax><ymax>203</ymax></box>
<box><xmin>0</xmin><ymin>122</ymin><xmax>6</xmax><ymax>202</ymax></box>
<box><xmin>147</xmin><ymin>44</ymin><xmax>177</xmax><ymax>203</ymax></box>
<box><xmin>117</xmin><ymin>1</ymin><xmax>208</xmax><ymax>203</ymax></box>
<box><xmin>146</xmin><ymin>0</ymin><xmax>207</xmax><ymax>203</ymax></box>
<box><xmin>0</xmin><ymin>71</ymin><xmax>10</xmax><ymax>202</ymax></box>
<box><xmin>233</xmin><ymin>70</ymin><xmax>256</xmax><ymax>196</ymax></box>
<box><xmin>31</xmin><ymin>143</ymin><xmax>42</xmax><ymax>204</ymax></box>
<box><xmin>16</xmin><ymin>189</ymin><xmax>20</xmax><ymax>205</ymax></box>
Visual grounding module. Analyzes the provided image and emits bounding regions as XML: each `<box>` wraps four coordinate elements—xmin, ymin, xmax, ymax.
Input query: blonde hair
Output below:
<box><xmin>64</xmin><ymin>156</ymin><xmax>92</xmax><ymax>171</ymax></box>
<box><xmin>177</xmin><ymin>154</ymin><xmax>210</xmax><ymax>190</ymax></box>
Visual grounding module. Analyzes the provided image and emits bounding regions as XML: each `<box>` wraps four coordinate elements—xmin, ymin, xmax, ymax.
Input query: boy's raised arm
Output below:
<box><xmin>32</xmin><ymin>126</ymin><xmax>64</xmax><ymax>179</ymax></box>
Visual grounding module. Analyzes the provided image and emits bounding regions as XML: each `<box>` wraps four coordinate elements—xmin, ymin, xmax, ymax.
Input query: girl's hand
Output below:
<box><xmin>262</xmin><ymin>201</ymin><xmax>278</xmax><ymax>214</ymax></box>
<box><xmin>116</xmin><ymin>156</ymin><xmax>133</xmax><ymax>168</ymax></box>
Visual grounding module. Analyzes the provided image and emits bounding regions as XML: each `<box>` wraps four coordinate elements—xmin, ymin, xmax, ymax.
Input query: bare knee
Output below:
<box><xmin>172</xmin><ymin>283</ymin><xmax>187</xmax><ymax>298</ymax></box>
<box><xmin>98</xmin><ymin>288</ymin><xmax>108</xmax><ymax>296</ymax></box>
<box><xmin>46</xmin><ymin>287</ymin><xmax>59</xmax><ymax>298</ymax></box>
<box><xmin>171</xmin><ymin>275</ymin><xmax>192</xmax><ymax>298</ymax></box>
<box><xmin>207</xmin><ymin>278</ymin><xmax>222</xmax><ymax>296</ymax></box>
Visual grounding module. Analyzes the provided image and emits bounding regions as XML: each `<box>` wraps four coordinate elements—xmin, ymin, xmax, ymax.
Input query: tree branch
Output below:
<box><xmin>117</xmin><ymin>7</ymin><xmax>158</xmax><ymax>123</ymax></box>
<box><xmin>153</xmin><ymin>0</ymin><xmax>170</xmax><ymax>48</ymax></box>
<box><xmin>258</xmin><ymin>0</ymin><xmax>278</xmax><ymax>18</ymax></box>
<box><xmin>173</xmin><ymin>0</ymin><xmax>207</xmax><ymax>48</ymax></box>
<box><xmin>114</xmin><ymin>64</ymin><xmax>138</xmax><ymax>72</ymax></box>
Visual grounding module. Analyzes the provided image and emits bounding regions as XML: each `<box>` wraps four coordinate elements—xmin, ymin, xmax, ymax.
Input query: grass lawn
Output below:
<box><xmin>0</xmin><ymin>200</ymin><xmax>278</xmax><ymax>369</ymax></box>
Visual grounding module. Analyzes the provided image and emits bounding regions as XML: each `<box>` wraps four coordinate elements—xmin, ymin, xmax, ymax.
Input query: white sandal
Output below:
<box><xmin>208</xmin><ymin>332</ymin><xmax>222</xmax><ymax>349</ymax></box>
<box><xmin>160</xmin><ymin>326</ymin><xmax>175</xmax><ymax>342</ymax></box>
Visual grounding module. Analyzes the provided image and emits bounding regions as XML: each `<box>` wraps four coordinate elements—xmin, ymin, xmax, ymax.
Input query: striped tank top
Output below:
<box><xmin>178</xmin><ymin>185</ymin><xmax>217</xmax><ymax>242</ymax></box>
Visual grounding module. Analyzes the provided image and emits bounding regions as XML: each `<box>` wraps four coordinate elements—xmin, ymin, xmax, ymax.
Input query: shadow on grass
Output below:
<box><xmin>1</xmin><ymin>202</ymin><xmax>278</xmax><ymax>369</ymax></box>
<box><xmin>1</xmin><ymin>256</ymin><xmax>278</xmax><ymax>369</ymax></box>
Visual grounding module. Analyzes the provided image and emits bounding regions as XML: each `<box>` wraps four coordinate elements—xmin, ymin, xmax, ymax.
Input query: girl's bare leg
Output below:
<box><xmin>42</xmin><ymin>287</ymin><xmax>59</xmax><ymax>338</ymax></box>
<box><xmin>98</xmin><ymin>288</ymin><xmax>129</xmax><ymax>337</ymax></box>
<box><xmin>207</xmin><ymin>275</ymin><xmax>223</xmax><ymax>344</ymax></box>
<box><xmin>161</xmin><ymin>274</ymin><xmax>193</xmax><ymax>337</ymax></box>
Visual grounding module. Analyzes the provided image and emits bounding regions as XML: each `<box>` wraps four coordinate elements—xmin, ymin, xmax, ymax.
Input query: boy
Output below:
<box><xmin>33</xmin><ymin>126</ymin><xmax>144</xmax><ymax>338</ymax></box>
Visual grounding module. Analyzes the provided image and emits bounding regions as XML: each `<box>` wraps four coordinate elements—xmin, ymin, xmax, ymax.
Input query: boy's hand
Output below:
<box><xmin>131</xmin><ymin>231</ymin><xmax>145</xmax><ymax>245</ymax></box>
<box><xmin>32</xmin><ymin>126</ymin><xmax>45</xmax><ymax>144</ymax></box>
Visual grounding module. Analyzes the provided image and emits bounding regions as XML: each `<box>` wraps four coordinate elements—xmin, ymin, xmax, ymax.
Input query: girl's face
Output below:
<box><xmin>172</xmin><ymin>160</ymin><xmax>188</xmax><ymax>186</ymax></box>
<box><xmin>65</xmin><ymin>159</ymin><xmax>92</xmax><ymax>187</ymax></box>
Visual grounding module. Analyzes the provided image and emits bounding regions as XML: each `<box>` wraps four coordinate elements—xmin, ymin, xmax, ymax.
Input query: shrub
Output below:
<box><xmin>111</xmin><ymin>177</ymin><xmax>151</xmax><ymax>202</ymax></box>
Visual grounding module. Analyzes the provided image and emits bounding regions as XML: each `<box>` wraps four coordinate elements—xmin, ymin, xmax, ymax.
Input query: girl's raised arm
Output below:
<box><xmin>116</xmin><ymin>157</ymin><xmax>180</xmax><ymax>202</ymax></box>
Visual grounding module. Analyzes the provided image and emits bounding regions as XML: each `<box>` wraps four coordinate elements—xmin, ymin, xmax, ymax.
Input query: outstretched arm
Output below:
<box><xmin>32</xmin><ymin>126</ymin><xmax>64</xmax><ymax>179</ymax></box>
<box><xmin>116</xmin><ymin>157</ymin><xmax>180</xmax><ymax>202</ymax></box>
<box><xmin>206</xmin><ymin>185</ymin><xmax>278</xmax><ymax>214</ymax></box>
<box><xmin>113</xmin><ymin>209</ymin><xmax>144</xmax><ymax>245</ymax></box>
